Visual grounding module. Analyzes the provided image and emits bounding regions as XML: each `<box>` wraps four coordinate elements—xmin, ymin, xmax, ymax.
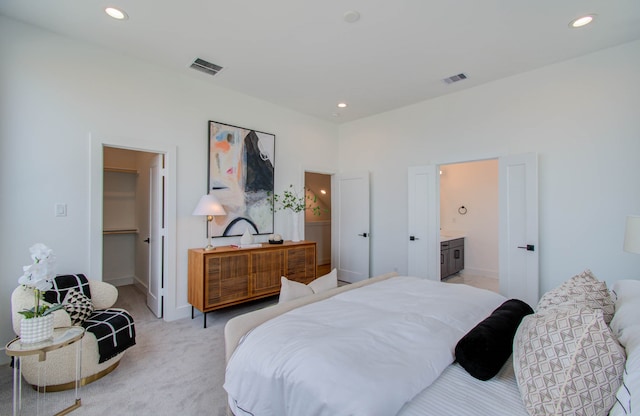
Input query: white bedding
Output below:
<box><xmin>224</xmin><ymin>276</ymin><xmax>506</xmax><ymax>416</ymax></box>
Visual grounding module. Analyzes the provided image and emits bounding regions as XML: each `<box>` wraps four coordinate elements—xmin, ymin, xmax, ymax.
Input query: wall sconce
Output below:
<box><xmin>192</xmin><ymin>193</ymin><xmax>226</xmax><ymax>250</ymax></box>
<box><xmin>624</xmin><ymin>215</ymin><xmax>640</xmax><ymax>254</ymax></box>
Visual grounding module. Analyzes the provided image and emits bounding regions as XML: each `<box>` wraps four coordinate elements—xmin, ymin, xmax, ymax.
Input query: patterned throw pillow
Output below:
<box><xmin>63</xmin><ymin>288</ymin><xmax>95</xmax><ymax>326</ymax></box>
<box><xmin>536</xmin><ymin>269</ymin><xmax>615</xmax><ymax>324</ymax></box>
<box><xmin>513</xmin><ymin>307</ymin><xmax>626</xmax><ymax>416</ymax></box>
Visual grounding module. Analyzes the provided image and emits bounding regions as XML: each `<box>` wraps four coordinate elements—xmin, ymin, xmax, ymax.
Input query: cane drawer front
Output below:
<box><xmin>204</xmin><ymin>252</ymin><xmax>250</xmax><ymax>307</ymax></box>
<box><xmin>286</xmin><ymin>245</ymin><xmax>317</xmax><ymax>285</ymax></box>
<box><xmin>251</xmin><ymin>249</ymin><xmax>285</xmax><ymax>296</ymax></box>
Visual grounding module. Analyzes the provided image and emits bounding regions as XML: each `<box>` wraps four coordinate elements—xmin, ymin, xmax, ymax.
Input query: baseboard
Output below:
<box><xmin>105</xmin><ymin>275</ymin><xmax>135</xmax><ymax>287</ymax></box>
<box><xmin>133</xmin><ymin>276</ymin><xmax>148</xmax><ymax>291</ymax></box>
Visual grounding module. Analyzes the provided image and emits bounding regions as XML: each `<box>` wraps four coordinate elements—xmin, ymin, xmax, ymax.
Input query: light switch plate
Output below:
<box><xmin>55</xmin><ymin>203</ymin><xmax>67</xmax><ymax>217</ymax></box>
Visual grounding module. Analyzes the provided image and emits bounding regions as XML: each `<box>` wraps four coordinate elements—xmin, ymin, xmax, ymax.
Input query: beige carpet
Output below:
<box><xmin>0</xmin><ymin>285</ymin><xmax>276</xmax><ymax>416</ymax></box>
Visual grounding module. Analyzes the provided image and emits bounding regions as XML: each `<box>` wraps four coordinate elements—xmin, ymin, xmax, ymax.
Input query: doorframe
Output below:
<box><xmin>409</xmin><ymin>152</ymin><xmax>537</xmax><ymax>283</ymax></box>
<box><xmin>429</xmin><ymin>153</ymin><xmax>538</xmax><ymax>301</ymax></box>
<box><xmin>89</xmin><ymin>133</ymin><xmax>178</xmax><ymax>321</ymax></box>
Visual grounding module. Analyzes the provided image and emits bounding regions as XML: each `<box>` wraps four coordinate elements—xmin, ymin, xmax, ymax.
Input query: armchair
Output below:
<box><xmin>11</xmin><ymin>277</ymin><xmax>134</xmax><ymax>390</ymax></box>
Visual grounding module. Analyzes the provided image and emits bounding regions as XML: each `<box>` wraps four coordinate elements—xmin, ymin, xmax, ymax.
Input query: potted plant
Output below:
<box><xmin>17</xmin><ymin>243</ymin><xmax>63</xmax><ymax>343</ymax></box>
<box><xmin>269</xmin><ymin>185</ymin><xmax>322</xmax><ymax>242</ymax></box>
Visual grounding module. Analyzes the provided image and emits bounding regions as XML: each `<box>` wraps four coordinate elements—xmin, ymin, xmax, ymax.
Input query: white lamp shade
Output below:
<box><xmin>192</xmin><ymin>194</ymin><xmax>226</xmax><ymax>216</ymax></box>
<box><xmin>624</xmin><ymin>215</ymin><xmax>640</xmax><ymax>254</ymax></box>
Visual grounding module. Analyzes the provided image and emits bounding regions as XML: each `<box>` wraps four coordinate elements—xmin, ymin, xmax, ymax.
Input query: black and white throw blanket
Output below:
<box><xmin>44</xmin><ymin>274</ymin><xmax>136</xmax><ymax>363</ymax></box>
<box><xmin>83</xmin><ymin>308</ymin><xmax>136</xmax><ymax>363</ymax></box>
<box><xmin>44</xmin><ymin>274</ymin><xmax>92</xmax><ymax>304</ymax></box>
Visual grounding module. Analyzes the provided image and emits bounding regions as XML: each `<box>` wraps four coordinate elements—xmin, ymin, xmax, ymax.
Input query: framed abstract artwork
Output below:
<box><xmin>208</xmin><ymin>120</ymin><xmax>275</xmax><ymax>237</ymax></box>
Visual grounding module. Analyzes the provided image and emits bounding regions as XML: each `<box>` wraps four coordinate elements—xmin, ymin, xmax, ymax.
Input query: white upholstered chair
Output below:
<box><xmin>11</xmin><ymin>279</ymin><xmax>129</xmax><ymax>390</ymax></box>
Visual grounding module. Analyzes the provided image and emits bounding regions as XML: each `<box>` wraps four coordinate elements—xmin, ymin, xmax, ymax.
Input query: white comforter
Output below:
<box><xmin>224</xmin><ymin>276</ymin><xmax>506</xmax><ymax>416</ymax></box>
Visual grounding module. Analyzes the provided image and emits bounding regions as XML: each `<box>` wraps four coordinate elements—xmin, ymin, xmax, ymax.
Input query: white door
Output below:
<box><xmin>335</xmin><ymin>172</ymin><xmax>370</xmax><ymax>283</ymax></box>
<box><xmin>407</xmin><ymin>166</ymin><xmax>440</xmax><ymax>280</ymax></box>
<box><xmin>147</xmin><ymin>154</ymin><xmax>164</xmax><ymax>318</ymax></box>
<box><xmin>499</xmin><ymin>153</ymin><xmax>539</xmax><ymax>307</ymax></box>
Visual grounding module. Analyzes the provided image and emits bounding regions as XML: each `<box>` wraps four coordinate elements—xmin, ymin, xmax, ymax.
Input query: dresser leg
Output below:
<box><xmin>204</xmin><ymin>311</ymin><xmax>207</xmax><ymax>329</ymax></box>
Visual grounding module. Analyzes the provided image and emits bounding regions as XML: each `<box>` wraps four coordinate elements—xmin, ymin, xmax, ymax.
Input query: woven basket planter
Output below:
<box><xmin>20</xmin><ymin>314</ymin><xmax>54</xmax><ymax>344</ymax></box>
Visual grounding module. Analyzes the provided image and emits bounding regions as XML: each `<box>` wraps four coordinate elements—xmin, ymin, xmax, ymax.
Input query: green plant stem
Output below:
<box><xmin>34</xmin><ymin>289</ymin><xmax>41</xmax><ymax>318</ymax></box>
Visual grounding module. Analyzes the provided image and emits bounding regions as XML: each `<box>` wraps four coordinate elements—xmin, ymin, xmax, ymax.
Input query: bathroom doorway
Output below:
<box><xmin>439</xmin><ymin>159</ymin><xmax>499</xmax><ymax>291</ymax></box>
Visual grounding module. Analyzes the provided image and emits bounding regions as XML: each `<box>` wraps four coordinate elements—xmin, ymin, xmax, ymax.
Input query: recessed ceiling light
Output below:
<box><xmin>337</xmin><ymin>103</ymin><xmax>348</xmax><ymax>108</ymax></box>
<box><xmin>343</xmin><ymin>11</ymin><xmax>360</xmax><ymax>23</ymax></box>
<box><xmin>105</xmin><ymin>7</ymin><xmax>128</xmax><ymax>20</ymax></box>
<box><xmin>569</xmin><ymin>14</ymin><xmax>595</xmax><ymax>28</ymax></box>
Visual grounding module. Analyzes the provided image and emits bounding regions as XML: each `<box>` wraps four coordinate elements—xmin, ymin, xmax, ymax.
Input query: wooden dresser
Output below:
<box><xmin>188</xmin><ymin>241</ymin><xmax>316</xmax><ymax>327</ymax></box>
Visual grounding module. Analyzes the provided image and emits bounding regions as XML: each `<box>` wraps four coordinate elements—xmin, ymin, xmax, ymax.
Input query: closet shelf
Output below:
<box><xmin>104</xmin><ymin>167</ymin><xmax>139</xmax><ymax>175</ymax></box>
<box><xmin>103</xmin><ymin>229</ymin><xmax>138</xmax><ymax>235</ymax></box>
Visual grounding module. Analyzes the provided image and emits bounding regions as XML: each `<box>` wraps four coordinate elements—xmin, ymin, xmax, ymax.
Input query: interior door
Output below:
<box><xmin>499</xmin><ymin>153</ymin><xmax>539</xmax><ymax>307</ymax></box>
<box><xmin>147</xmin><ymin>154</ymin><xmax>164</xmax><ymax>318</ymax></box>
<box><xmin>407</xmin><ymin>165</ymin><xmax>440</xmax><ymax>280</ymax></box>
<box><xmin>335</xmin><ymin>172</ymin><xmax>370</xmax><ymax>283</ymax></box>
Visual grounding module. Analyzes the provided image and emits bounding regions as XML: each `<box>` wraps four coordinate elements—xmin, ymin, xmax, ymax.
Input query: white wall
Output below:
<box><xmin>339</xmin><ymin>39</ymin><xmax>640</xmax><ymax>293</ymax></box>
<box><xmin>0</xmin><ymin>16</ymin><xmax>339</xmax><ymax>352</ymax></box>
<box><xmin>440</xmin><ymin>160</ymin><xmax>499</xmax><ymax>278</ymax></box>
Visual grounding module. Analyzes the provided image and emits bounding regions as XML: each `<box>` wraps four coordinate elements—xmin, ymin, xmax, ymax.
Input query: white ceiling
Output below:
<box><xmin>2</xmin><ymin>0</ymin><xmax>640</xmax><ymax>123</ymax></box>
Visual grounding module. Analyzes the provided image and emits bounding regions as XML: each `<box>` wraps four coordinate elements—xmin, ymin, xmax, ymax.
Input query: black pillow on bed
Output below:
<box><xmin>455</xmin><ymin>299</ymin><xmax>533</xmax><ymax>381</ymax></box>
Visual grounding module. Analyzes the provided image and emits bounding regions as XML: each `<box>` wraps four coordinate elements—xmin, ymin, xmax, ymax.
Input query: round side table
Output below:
<box><xmin>5</xmin><ymin>326</ymin><xmax>85</xmax><ymax>416</ymax></box>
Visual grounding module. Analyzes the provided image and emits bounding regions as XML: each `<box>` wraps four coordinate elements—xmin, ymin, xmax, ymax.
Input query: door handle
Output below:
<box><xmin>409</xmin><ymin>235</ymin><xmax>420</xmax><ymax>241</ymax></box>
<box><xmin>517</xmin><ymin>244</ymin><xmax>535</xmax><ymax>251</ymax></box>
<box><xmin>358</xmin><ymin>233</ymin><xmax>368</xmax><ymax>238</ymax></box>
<box><xmin>144</xmin><ymin>238</ymin><xmax>150</xmax><ymax>244</ymax></box>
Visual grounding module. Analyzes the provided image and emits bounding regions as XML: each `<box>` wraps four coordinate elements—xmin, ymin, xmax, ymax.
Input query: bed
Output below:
<box><xmin>224</xmin><ymin>271</ymin><xmax>639</xmax><ymax>416</ymax></box>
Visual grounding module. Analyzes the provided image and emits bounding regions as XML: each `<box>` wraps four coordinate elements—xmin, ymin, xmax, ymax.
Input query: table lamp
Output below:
<box><xmin>192</xmin><ymin>193</ymin><xmax>226</xmax><ymax>250</ymax></box>
<box><xmin>624</xmin><ymin>215</ymin><xmax>640</xmax><ymax>254</ymax></box>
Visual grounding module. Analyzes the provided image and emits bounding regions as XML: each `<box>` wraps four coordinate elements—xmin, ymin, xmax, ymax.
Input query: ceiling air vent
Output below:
<box><xmin>443</xmin><ymin>73</ymin><xmax>467</xmax><ymax>84</ymax></box>
<box><xmin>190</xmin><ymin>58</ymin><xmax>223</xmax><ymax>76</ymax></box>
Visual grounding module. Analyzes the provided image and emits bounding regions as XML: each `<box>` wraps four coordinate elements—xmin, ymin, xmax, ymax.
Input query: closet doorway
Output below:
<box><xmin>304</xmin><ymin>172</ymin><xmax>332</xmax><ymax>277</ymax></box>
<box><xmin>103</xmin><ymin>147</ymin><xmax>165</xmax><ymax>318</ymax></box>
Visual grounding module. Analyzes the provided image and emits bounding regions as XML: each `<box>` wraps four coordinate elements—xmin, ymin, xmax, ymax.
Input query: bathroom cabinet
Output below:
<box><xmin>441</xmin><ymin>237</ymin><xmax>464</xmax><ymax>279</ymax></box>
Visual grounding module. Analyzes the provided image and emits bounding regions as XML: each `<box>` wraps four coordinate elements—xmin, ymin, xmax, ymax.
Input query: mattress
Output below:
<box><xmin>227</xmin><ymin>358</ymin><xmax>527</xmax><ymax>416</ymax></box>
<box><xmin>399</xmin><ymin>358</ymin><xmax>527</xmax><ymax>416</ymax></box>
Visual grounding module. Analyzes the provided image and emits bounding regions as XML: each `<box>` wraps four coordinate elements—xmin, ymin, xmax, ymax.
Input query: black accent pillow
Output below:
<box><xmin>455</xmin><ymin>299</ymin><xmax>533</xmax><ymax>380</ymax></box>
<box><xmin>43</xmin><ymin>274</ymin><xmax>92</xmax><ymax>304</ymax></box>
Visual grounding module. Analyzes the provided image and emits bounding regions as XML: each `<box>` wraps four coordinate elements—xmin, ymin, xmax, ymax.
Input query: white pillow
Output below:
<box><xmin>278</xmin><ymin>269</ymin><xmax>339</xmax><ymax>303</ymax></box>
<box><xmin>610</xmin><ymin>279</ymin><xmax>640</xmax><ymax>337</ymax></box>
<box><xmin>309</xmin><ymin>268</ymin><xmax>338</xmax><ymax>294</ymax></box>
<box><xmin>608</xmin><ymin>280</ymin><xmax>640</xmax><ymax>416</ymax></box>
<box><xmin>278</xmin><ymin>277</ymin><xmax>313</xmax><ymax>303</ymax></box>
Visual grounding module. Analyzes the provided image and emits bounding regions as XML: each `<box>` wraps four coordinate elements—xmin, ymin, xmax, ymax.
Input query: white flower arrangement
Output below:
<box><xmin>18</xmin><ymin>243</ymin><xmax>63</xmax><ymax>319</ymax></box>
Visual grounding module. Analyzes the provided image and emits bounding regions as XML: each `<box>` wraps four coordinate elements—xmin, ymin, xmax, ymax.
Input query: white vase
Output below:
<box><xmin>291</xmin><ymin>212</ymin><xmax>301</xmax><ymax>242</ymax></box>
<box><xmin>20</xmin><ymin>314</ymin><xmax>54</xmax><ymax>344</ymax></box>
<box><xmin>240</xmin><ymin>227</ymin><xmax>254</xmax><ymax>245</ymax></box>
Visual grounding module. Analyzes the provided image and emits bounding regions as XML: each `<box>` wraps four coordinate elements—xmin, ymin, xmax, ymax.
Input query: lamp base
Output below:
<box><xmin>204</xmin><ymin>236</ymin><xmax>216</xmax><ymax>251</ymax></box>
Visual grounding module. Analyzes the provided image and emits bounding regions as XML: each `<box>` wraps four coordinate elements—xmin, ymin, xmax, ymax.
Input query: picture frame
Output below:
<box><xmin>207</xmin><ymin>120</ymin><xmax>275</xmax><ymax>237</ymax></box>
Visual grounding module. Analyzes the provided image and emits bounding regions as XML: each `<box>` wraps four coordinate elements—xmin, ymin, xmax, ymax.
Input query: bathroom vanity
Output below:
<box><xmin>440</xmin><ymin>234</ymin><xmax>465</xmax><ymax>279</ymax></box>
